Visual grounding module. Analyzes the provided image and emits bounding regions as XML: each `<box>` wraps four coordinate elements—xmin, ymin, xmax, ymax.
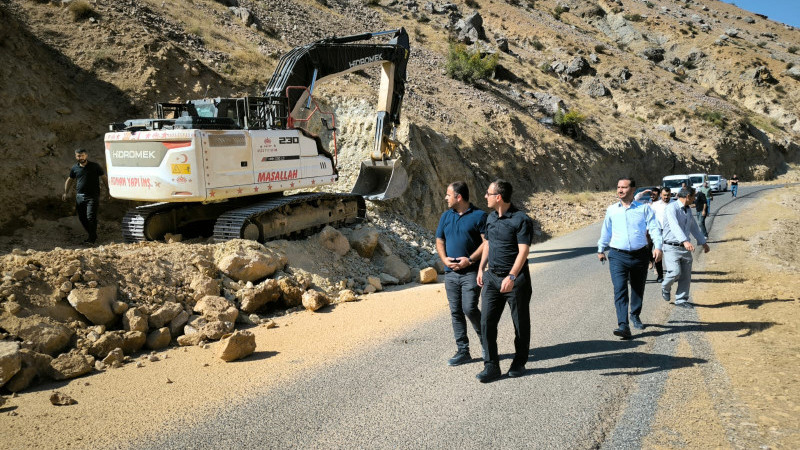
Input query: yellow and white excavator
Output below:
<box><xmin>105</xmin><ymin>29</ymin><xmax>410</xmax><ymax>242</ymax></box>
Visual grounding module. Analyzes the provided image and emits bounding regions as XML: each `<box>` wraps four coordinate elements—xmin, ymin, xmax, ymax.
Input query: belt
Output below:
<box><xmin>664</xmin><ymin>241</ymin><xmax>683</xmax><ymax>246</ymax></box>
<box><xmin>610</xmin><ymin>246</ymin><xmax>648</xmax><ymax>255</ymax></box>
<box><xmin>489</xmin><ymin>269</ymin><xmax>510</xmax><ymax>277</ymax></box>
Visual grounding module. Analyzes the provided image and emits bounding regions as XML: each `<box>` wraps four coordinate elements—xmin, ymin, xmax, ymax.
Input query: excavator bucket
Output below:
<box><xmin>351</xmin><ymin>158</ymin><xmax>408</xmax><ymax>201</ymax></box>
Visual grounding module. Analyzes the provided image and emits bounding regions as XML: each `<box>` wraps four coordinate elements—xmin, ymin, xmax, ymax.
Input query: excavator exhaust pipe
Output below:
<box><xmin>351</xmin><ymin>158</ymin><xmax>408</xmax><ymax>201</ymax></box>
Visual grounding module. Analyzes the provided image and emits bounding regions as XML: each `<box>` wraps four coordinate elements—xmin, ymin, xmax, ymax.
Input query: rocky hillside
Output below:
<box><xmin>2</xmin><ymin>0</ymin><xmax>799</xmax><ymax>232</ymax></box>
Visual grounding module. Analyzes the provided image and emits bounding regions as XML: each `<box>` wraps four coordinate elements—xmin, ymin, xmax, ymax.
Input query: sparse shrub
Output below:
<box><xmin>697</xmin><ymin>109</ymin><xmax>726</xmax><ymax>128</ymax></box>
<box><xmin>363</xmin><ymin>0</ymin><xmax>380</xmax><ymax>6</ymax></box>
<box><xmin>789</xmin><ymin>46</ymin><xmax>799</xmax><ymax>54</ymax></box>
<box><xmin>68</xmin><ymin>0</ymin><xmax>96</xmax><ymax>21</ymax></box>
<box><xmin>644</xmin><ymin>1</ymin><xmax>654</xmax><ymax>8</ymax></box>
<box><xmin>554</xmin><ymin>108</ymin><xmax>586</xmax><ymax>136</ymax></box>
<box><xmin>531</xmin><ymin>39</ymin><xmax>544</xmax><ymax>50</ymax></box>
<box><xmin>679</xmin><ymin>28</ymin><xmax>689</xmax><ymax>35</ymax></box>
<box><xmin>674</xmin><ymin>74</ymin><xmax>687</xmax><ymax>83</ymax></box>
<box><xmin>446</xmin><ymin>44</ymin><xmax>498</xmax><ymax>85</ymax></box>
<box><xmin>654</xmin><ymin>101</ymin><xmax>665</xmax><ymax>109</ymax></box>
<box><xmin>552</xmin><ymin>6</ymin><xmax>567</xmax><ymax>20</ymax></box>
<box><xmin>539</xmin><ymin>61</ymin><xmax>552</xmax><ymax>73</ymax></box>
<box><xmin>684</xmin><ymin>59</ymin><xmax>696</xmax><ymax>70</ymax></box>
<box><xmin>466</xmin><ymin>0</ymin><xmax>481</xmax><ymax>8</ymax></box>
<box><xmin>594</xmin><ymin>44</ymin><xmax>606</xmax><ymax>54</ymax></box>
<box><xmin>623</xmin><ymin>13</ymin><xmax>643</xmax><ymax>22</ymax></box>
<box><xmin>775</xmin><ymin>85</ymin><xmax>786</xmax><ymax>95</ymax></box>
<box><xmin>786</xmin><ymin>62</ymin><xmax>795</xmax><ymax>69</ymax></box>
<box><xmin>757</xmin><ymin>41</ymin><xmax>767</xmax><ymax>48</ymax></box>
<box><xmin>417</xmin><ymin>13</ymin><xmax>430</xmax><ymax>23</ymax></box>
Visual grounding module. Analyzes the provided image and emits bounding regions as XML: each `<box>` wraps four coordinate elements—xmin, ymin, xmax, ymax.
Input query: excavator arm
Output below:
<box><xmin>263</xmin><ymin>29</ymin><xmax>410</xmax><ymax>162</ymax></box>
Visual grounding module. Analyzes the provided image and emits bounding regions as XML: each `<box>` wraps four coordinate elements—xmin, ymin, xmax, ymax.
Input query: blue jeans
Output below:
<box><xmin>444</xmin><ymin>271</ymin><xmax>482</xmax><ymax>353</ymax></box>
<box><xmin>731</xmin><ymin>184</ymin><xmax>738</xmax><ymax>197</ymax></box>
<box><xmin>608</xmin><ymin>248</ymin><xmax>649</xmax><ymax>328</ymax></box>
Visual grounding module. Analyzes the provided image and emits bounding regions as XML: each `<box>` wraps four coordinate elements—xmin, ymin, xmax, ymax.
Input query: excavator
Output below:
<box><xmin>104</xmin><ymin>29</ymin><xmax>410</xmax><ymax>242</ymax></box>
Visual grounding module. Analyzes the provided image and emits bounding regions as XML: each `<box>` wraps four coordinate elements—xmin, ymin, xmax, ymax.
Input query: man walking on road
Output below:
<box><xmin>661</xmin><ymin>187</ymin><xmax>710</xmax><ymax>308</ymax></box>
<box><xmin>694</xmin><ymin>188</ymin><xmax>709</xmax><ymax>238</ymax></box>
<box><xmin>63</xmin><ymin>148</ymin><xmax>107</xmax><ymax>245</ymax></box>
<box><xmin>598</xmin><ymin>177</ymin><xmax>662</xmax><ymax>339</ymax></box>
<box><xmin>436</xmin><ymin>181</ymin><xmax>487</xmax><ymax>366</ymax></box>
<box><xmin>476</xmin><ymin>179</ymin><xmax>533</xmax><ymax>382</ymax></box>
<box><xmin>730</xmin><ymin>174</ymin><xmax>739</xmax><ymax>198</ymax></box>
<box><xmin>699</xmin><ymin>181</ymin><xmax>713</xmax><ymax>213</ymax></box>
<box><xmin>649</xmin><ymin>187</ymin><xmax>671</xmax><ymax>282</ymax></box>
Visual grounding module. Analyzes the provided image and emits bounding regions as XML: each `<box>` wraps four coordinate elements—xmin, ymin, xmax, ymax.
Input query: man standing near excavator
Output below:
<box><xmin>63</xmin><ymin>148</ymin><xmax>108</xmax><ymax>245</ymax></box>
<box><xmin>436</xmin><ymin>181</ymin><xmax>487</xmax><ymax>367</ymax></box>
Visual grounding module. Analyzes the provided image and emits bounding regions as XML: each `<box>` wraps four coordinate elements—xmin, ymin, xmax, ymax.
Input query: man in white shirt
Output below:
<box><xmin>649</xmin><ymin>187</ymin><xmax>671</xmax><ymax>282</ymax></box>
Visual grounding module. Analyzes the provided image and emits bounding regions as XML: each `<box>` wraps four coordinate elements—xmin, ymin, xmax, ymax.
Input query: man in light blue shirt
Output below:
<box><xmin>661</xmin><ymin>187</ymin><xmax>710</xmax><ymax>307</ymax></box>
<box><xmin>598</xmin><ymin>177</ymin><xmax>663</xmax><ymax>338</ymax></box>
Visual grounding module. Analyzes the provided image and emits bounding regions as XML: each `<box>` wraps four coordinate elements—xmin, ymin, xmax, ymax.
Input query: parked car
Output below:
<box><xmin>708</xmin><ymin>174</ymin><xmax>728</xmax><ymax>192</ymax></box>
<box><xmin>662</xmin><ymin>175</ymin><xmax>690</xmax><ymax>198</ymax></box>
<box><xmin>688</xmin><ymin>172</ymin><xmax>708</xmax><ymax>190</ymax></box>
<box><xmin>633</xmin><ymin>186</ymin><xmax>659</xmax><ymax>203</ymax></box>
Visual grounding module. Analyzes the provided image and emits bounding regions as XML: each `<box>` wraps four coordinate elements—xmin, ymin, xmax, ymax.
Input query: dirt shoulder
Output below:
<box><xmin>644</xmin><ymin>184</ymin><xmax>800</xmax><ymax>448</ymax></box>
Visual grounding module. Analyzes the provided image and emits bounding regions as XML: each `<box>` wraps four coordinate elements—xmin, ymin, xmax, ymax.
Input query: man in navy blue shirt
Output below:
<box><xmin>598</xmin><ymin>177</ymin><xmax>662</xmax><ymax>338</ymax></box>
<box><xmin>476</xmin><ymin>179</ymin><xmax>533</xmax><ymax>382</ymax></box>
<box><xmin>436</xmin><ymin>181</ymin><xmax>487</xmax><ymax>366</ymax></box>
<box><xmin>63</xmin><ymin>148</ymin><xmax>107</xmax><ymax>245</ymax></box>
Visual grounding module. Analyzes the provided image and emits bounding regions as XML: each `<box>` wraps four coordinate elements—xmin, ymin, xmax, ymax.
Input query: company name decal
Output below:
<box><xmin>111</xmin><ymin>150</ymin><xmax>157</xmax><ymax>159</ymax></box>
<box><xmin>257</xmin><ymin>169</ymin><xmax>298</xmax><ymax>183</ymax></box>
<box><xmin>110</xmin><ymin>176</ymin><xmax>153</xmax><ymax>188</ymax></box>
<box><xmin>349</xmin><ymin>54</ymin><xmax>382</xmax><ymax>68</ymax></box>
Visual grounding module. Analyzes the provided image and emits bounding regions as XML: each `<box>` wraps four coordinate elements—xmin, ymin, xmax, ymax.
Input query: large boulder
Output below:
<box><xmin>238</xmin><ymin>279</ymin><xmax>282</xmax><ymax>313</ymax></box>
<box><xmin>278</xmin><ymin>278</ymin><xmax>304</xmax><ymax>307</ymax></box>
<box><xmin>123</xmin><ymin>308</ymin><xmax>149</xmax><ymax>333</ymax></box>
<box><xmin>120</xmin><ymin>331</ymin><xmax>146</xmax><ymax>354</ymax></box>
<box><xmin>88</xmin><ymin>332</ymin><xmax>125</xmax><ymax>358</ymax></box>
<box><xmin>148</xmin><ymin>302</ymin><xmax>183</xmax><ymax>328</ymax></box>
<box><xmin>382</xmin><ymin>254</ymin><xmax>412</xmax><ymax>283</ymax></box>
<box><xmin>194</xmin><ymin>295</ymin><xmax>239</xmax><ymax>323</ymax></box>
<box><xmin>169</xmin><ymin>310</ymin><xmax>190</xmax><ymax>337</ymax></box>
<box><xmin>199</xmin><ymin>320</ymin><xmax>234</xmax><ymax>340</ymax></box>
<box><xmin>565</xmin><ymin>56</ymin><xmax>594</xmax><ymax>78</ymax></box>
<box><xmin>67</xmin><ymin>285</ymin><xmax>118</xmax><ymax>326</ymax></box>
<box><xmin>583</xmin><ymin>78</ymin><xmax>609</xmax><ymax>97</ymax></box>
<box><xmin>48</xmin><ymin>352</ymin><xmax>95</xmax><ymax>381</ymax></box>
<box><xmin>146</xmin><ymin>328</ymin><xmax>171</xmax><ymax>350</ymax></box>
<box><xmin>419</xmin><ymin>267</ymin><xmax>438</xmax><ymax>284</ymax></box>
<box><xmin>455</xmin><ymin>12</ymin><xmax>487</xmax><ymax>44</ymax></box>
<box><xmin>0</xmin><ymin>341</ymin><xmax>21</xmax><ymax>388</ymax></box>
<box><xmin>348</xmin><ymin>227</ymin><xmax>379</xmax><ymax>258</ymax></box>
<box><xmin>318</xmin><ymin>226</ymin><xmax>350</xmax><ymax>256</ymax></box>
<box><xmin>302</xmin><ymin>290</ymin><xmax>330</xmax><ymax>312</ymax></box>
<box><xmin>0</xmin><ymin>317</ymin><xmax>73</xmax><ymax>356</ymax></box>
<box><xmin>189</xmin><ymin>275</ymin><xmax>220</xmax><ymax>302</ymax></box>
<box><xmin>5</xmin><ymin>349</ymin><xmax>52</xmax><ymax>392</ymax></box>
<box><xmin>217</xmin><ymin>330</ymin><xmax>256</xmax><ymax>362</ymax></box>
<box><xmin>641</xmin><ymin>47</ymin><xmax>665</xmax><ymax>63</ymax></box>
<box><xmin>215</xmin><ymin>243</ymin><xmax>287</xmax><ymax>282</ymax></box>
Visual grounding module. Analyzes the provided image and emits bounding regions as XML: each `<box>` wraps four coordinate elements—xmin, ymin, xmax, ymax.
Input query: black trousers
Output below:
<box><xmin>480</xmin><ymin>269</ymin><xmax>532</xmax><ymax>369</ymax></box>
<box><xmin>76</xmin><ymin>194</ymin><xmax>99</xmax><ymax>242</ymax></box>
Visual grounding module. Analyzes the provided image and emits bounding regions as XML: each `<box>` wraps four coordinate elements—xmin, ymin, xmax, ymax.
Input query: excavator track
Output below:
<box><xmin>121</xmin><ymin>202</ymin><xmax>175</xmax><ymax>243</ymax></box>
<box><xmin>213</xmin><ymin>192</ymin><xmax>366</xmax><ymax>242</ymax></box>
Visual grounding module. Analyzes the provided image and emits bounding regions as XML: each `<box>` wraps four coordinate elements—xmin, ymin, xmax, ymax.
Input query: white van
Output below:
<box><xmin>688</xmin><ymin>173</ymin><xmax>707</xmax><ymax>190</ymax></box>
<box><xmin>662</xmin><ymin>174</ymin><xmax>690</xmax><ymax>198</ymax></box>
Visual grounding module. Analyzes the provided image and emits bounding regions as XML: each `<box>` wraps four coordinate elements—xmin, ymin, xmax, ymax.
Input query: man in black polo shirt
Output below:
<box><xmin>436</xmin><ymin>181</ymin><xmax>488</xmax><ymax>366</ymax></box>
<box><xmin>63</xmin><ymin>148</ymin><xmax>108</xmax><ymax>244</ymax></box>
<box><xmin>476</xmin><ymin>179</ymin><xmax>534</xmax><ymax>382</ymax></box>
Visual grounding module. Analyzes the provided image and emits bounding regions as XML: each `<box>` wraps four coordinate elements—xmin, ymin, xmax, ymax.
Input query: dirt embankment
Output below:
<box><xmin>645</xmin><ymin>182</ymin><xmax>800</xmax><ymax>448</ymax></box>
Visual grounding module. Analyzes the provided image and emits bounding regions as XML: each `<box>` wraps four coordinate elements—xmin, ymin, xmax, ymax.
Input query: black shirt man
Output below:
<box><xmin>476</xmin><ymin>179</ymin><xmax>534</xmax><ymax>383</ymax></box>
<box><xmin>63</xmin><ymin>148</ymin><xmax>107</xmax><ymax>244</ymax></box>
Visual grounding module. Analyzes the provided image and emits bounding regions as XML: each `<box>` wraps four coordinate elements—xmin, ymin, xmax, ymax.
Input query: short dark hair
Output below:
<box><xmin>618</xmin><ymin>176</ymin><xmax>636</xmax><ymax>188</ymax></box>
<box><xmin>677</xmin><ymin>187</ymin><xmax>695</xmax><ymax>198</ymax></box>
<box><xmin>492</xmin><ymin>179</ymin><xmax>513</xmax><ymax>203</ymax></box>
<box><xmin>75</xmin><ymin>148</ymin><xmax>87</xmax><ymax>154</ymax></box>
<box><xmin>449</xmin><ymin>181</ymin><xmax>469</xmax><ymax>202</ymax></box>
<box><xmin>661</xmin><ymin>187</ymin><xmax>671</xmax><ymax>193</ymax></box>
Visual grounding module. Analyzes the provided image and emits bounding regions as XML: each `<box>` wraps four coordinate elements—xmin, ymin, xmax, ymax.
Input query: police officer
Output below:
<box><xmin>476</xmin><ymin>179</ymin><xmax>534</xmax><ymax>382</ymax></box>
<box><xmin>63</xmin><ymin>148</ymin><xmax>107</xmax><ymax>244</ymax></box>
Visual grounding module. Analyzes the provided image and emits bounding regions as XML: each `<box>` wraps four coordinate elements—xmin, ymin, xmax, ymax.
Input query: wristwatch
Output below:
<box><xmin>467</xmin><ymin>257</ymin><xmax>474</xmax><ymax>265</ymax></box>
<box><xmin>508</xmin><ymin>274</ymin><xmax>516</xmax><ymax>281</ymax></box>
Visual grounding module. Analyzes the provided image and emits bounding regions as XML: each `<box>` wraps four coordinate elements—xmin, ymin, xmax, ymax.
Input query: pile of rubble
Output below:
<box><xmin>0</xmin><ymin>219</ymin><xmax>439</xmax><ymax>393</ymax></box>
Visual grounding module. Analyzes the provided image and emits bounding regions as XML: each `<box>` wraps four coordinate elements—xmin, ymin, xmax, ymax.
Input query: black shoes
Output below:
<box><xmin>476</xmin><ymin>364</ymin><xmax>502</xmax><ymax>383</ymax></box>
<box><xmin>675</xmin><ymin>301</ymin><xmax>694</xmax><ymax>309</ymax></box>
<box><xmin>656</xmin><ymin>277</ymin><xmax>663</xmax><ymax>283</ymax></box>
<box><xmin>507</xmin><ymin>365</ymin><xmax>526</xmax><ymax>378</ymax></box>
<box><xmin>448</xmin><ymin>351</ymin><xmax>472</xmax><ymax>366</ymax></box>
<box><xmin>662</xmin><ymin>288</ymin><xmax>670</xmax><ymax>302</ymax></box>
<box><xmin>613</xmin><ymin>326</ymin><xmax>632</xmax><ymax>339</ymax></box>
<box><xmin>630</xmin><ymin>315</ymin><xmax>645</xmax><ymax>330</ymax></box>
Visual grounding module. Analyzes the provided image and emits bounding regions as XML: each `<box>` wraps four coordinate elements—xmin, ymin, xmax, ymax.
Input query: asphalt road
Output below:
<box><xmin>134</xmin><ymin>185</ymin><xmax>775</xmax><ymax>449</ymax></box>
